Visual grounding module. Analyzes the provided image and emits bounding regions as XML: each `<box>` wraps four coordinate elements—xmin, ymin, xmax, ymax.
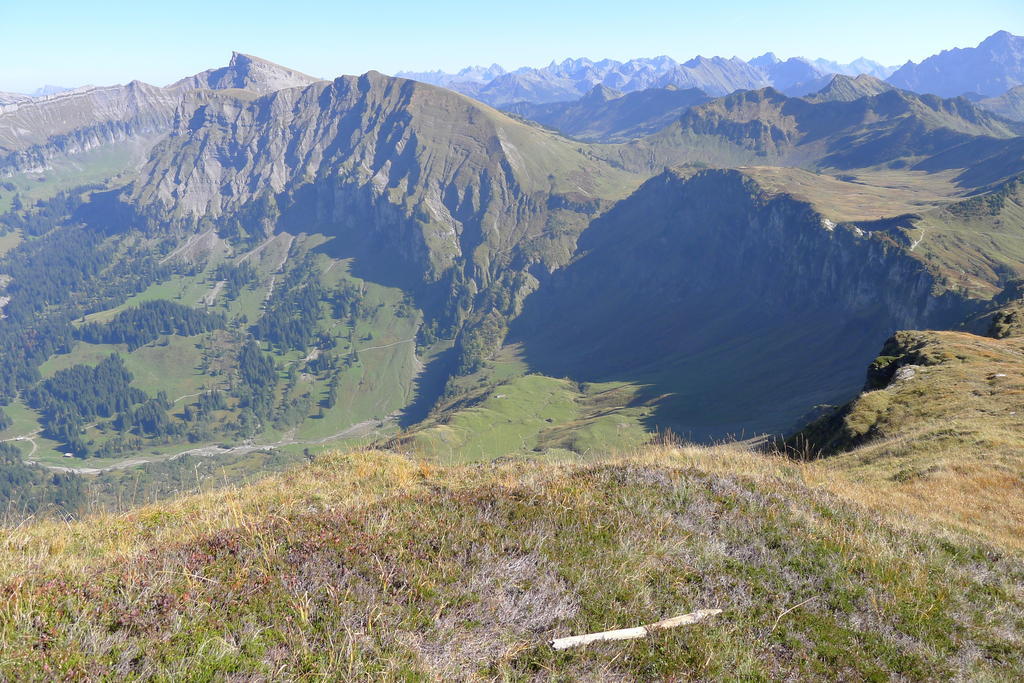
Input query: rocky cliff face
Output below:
<box><xmin>512</xmin><ymin>169</ymin><xmax>977</xmax><ymax>440</ymax></box>
<box><xmin>0</xmin><ymin>81</ymin><xmax>180</xmax><ymax>175</ymax></box>
<box><xmin>126</xmin><ymin>71</ymin><xmax>635</xmax><ymax>360</ymax></box>
<box><xmin>130</xmin><ymin>72</ymin><xmax>630</xmax><ymax>278</ymax></box>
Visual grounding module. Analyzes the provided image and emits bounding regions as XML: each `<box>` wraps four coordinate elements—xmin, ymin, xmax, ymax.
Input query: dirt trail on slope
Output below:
<box><xmin>160</xmin><ymin>228</ymin><xmax>217</xmax><ymax>264</ymax></box>
<box><xmin>40</xmin><ymin>416</ymin><xmax>395</xmax><ymax>474</ymax></box>
<box><xmin>201</xmin><ymin>280</ymin><xmax>226</xmax><ymax>306</ymax></box>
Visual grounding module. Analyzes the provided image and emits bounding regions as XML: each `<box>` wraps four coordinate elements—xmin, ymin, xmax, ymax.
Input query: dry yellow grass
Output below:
<box><xmin>828</xmin><ymin>456</ymin><xmax>1024</xmax><ymax>552</ymax></box>
<box><xmin>2</xmin><ymin>443</ymin><xmax>1023</xmax><ymax>678</ymax></box>
<box><xmin>659</xmin><ymin>441</ymin><xmax>1024</xmax><ymax>553</ymax></box>
<box><xmin>739</xmin><ymin>166</ymin><xmax>959</xmax><ymax>221</ymax></box>
<box><xmin>792</xmin><ymin>329</ymin><xmax>1024</xmax><ymax>551</ymax></box>
<box><xmin>5</xmin><ymin>433</ymin><xmax>1020</xmax><ymax>591</ymax></box>
<box><xmin>0</xmin><ymin>449</ymin><xmax>428</xmax><ymax>581</ymax></box>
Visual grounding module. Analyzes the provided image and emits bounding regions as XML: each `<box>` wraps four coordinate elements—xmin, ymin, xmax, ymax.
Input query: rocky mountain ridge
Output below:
<box><xmin>0</xmin><ymin>53</ymin><xmax>323</xmax><ymax>176</ymax></box>
<box><xmin>888</xmin><ymin>30</ymin><xmax>1024</xmax><ymax>98</ymax></box>
<box><xmin>168</xmin><ymin>51</ymin><xmax>323</xmax><ymax>94</ymax></box>
<box><xmin>0</xmin><ymin>92</ymin><xmax>32</xmax><ymax>107</ymax></box>
<box><xmin>400</xmin><ymin>32</ymin><xmax>1024</xmax><ymax>106</ymax></box>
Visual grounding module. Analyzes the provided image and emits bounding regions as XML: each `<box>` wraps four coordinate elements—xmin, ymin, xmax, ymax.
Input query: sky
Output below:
<box><xmin>1</xmin><ymin>0</ymin><xmax>1022</xmax><ymax>93</ymax></box>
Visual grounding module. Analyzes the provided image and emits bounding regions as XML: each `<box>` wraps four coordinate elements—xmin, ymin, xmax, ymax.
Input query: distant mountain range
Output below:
<box><xmin>398</xmin><ymin>53</ymin><xmax>894</xmax><ymax>105</ymax></box>
<box><xmin>610</xmin><ymin>75</ymin><xmax>1024</xmax><ymax>185</ymax></box>
<box><xmin>503</xmin><ymin>85</ymin><xmax>712</xmax><ymax>142</ymax></box>
<box><xmin>398</xmin><ymin>31</ymin><xmax>1024</xmax><ymax>106</ymax></box>
<box><xmin>30</xmin><ymin>85</ymin><xmax>72</xmax><ymax>97</ymax></box>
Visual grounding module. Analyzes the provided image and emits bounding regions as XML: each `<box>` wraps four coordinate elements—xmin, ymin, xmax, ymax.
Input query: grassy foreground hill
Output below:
<box><xmin>793</xmin><ymin>327</ymin><xmax>1024</xmax><ymax>550</ymax></box>
<box><xmin>2</xmin><ymin>443</ymin><xmax>1024</xmax><ymax>679</ymax></box>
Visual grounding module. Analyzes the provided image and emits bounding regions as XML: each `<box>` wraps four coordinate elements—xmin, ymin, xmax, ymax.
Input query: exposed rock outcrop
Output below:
<box><xmin>168</xmin><ymin>52</ymin><xmax>322</xmax><ymax>95</ymax></box>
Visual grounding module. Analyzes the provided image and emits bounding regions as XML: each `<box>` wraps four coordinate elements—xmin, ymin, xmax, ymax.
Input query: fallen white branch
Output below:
<box><xmin>550</xmin><ymin>609</ymin><xmax>723</xmax><ymax>650</ymax></box>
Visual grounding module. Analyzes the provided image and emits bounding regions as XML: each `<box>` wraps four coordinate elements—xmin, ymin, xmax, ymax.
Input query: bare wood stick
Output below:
<box><xmin>550</xmin><ymin>609</ymin><xmax>723</xmax><ymax>650</ymax></box>
<box><xmin>770</xmin><ymin>596</ymin><xmax>817</xmax><ymax>633</ymax></box>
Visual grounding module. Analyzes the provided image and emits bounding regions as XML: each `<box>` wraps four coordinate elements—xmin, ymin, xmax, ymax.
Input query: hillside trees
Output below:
<box><xmin>25</xmin><ymin>355</ymin><xmax>155</xmax><ymax>455</ymax></box>
<box><xmin>214</xmin><ymin>261</ymin><xmax>259</xmax><ymax>300</ymax></box>
<box><xmin>0</xmin><ymin>184</ymin><xmax>103</xmax><ymax>237</ymax></box>
<box><xmin>252</xmin><ymin>257</ymin><xmax>324</xmax><ymax>352</ymax></box>
<box><xmin>77</xmin><ymin>300</ymin><xmax>226</xmax><ymax>350</ymax></box>
<box><xmin>0</xmin><ymin>225</ymin><xmax>169</xmax><ymax>402</ymax></box>
<box><xmin>236</xmin><ymin>340</ymin><xmax>277</xmax><ymax>424</ymax></box>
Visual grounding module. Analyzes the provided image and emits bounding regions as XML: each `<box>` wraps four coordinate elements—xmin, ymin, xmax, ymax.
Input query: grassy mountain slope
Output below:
<box><xmin>907</xmin><ymin>174</ymin><xmax>1024</xmax><ymax>297</ymax></box>
<box><xmin>978</xmin><ymin>85</ymin><xmax>1024</xmax><ymax>122</ymax></box>
<box><xmin>610</xmin><ymin>85</ymin><xmax>1024</xmax><ymax>183</ymax></box>
<box><xmin>395</xmin><ymin>373</ymin><xmax>656</xmax><ymax>461</ymax></box>
<box><xmin>0</xmin><ymin>230</ymin><xmax>425</xmax><ymax>470</ymax></box>
<box><xmin>792</xmin><ymin>326</ymin><xmax>1024</xmax><ymax>548</ymax></box>
<box><xmin>2</xmin><ymin>446</ymin><xmax>1023</xmax><ymax>679</ymax></box>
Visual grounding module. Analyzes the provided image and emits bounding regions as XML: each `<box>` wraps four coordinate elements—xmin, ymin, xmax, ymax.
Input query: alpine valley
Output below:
<box><xmin>4</xmin><ymin>22</ymin><xmax>1024</xmax><ymax>677</ymax></box>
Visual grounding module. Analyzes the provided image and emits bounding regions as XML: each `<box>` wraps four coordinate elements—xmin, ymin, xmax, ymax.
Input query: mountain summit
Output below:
<box><xmin>169</xmin><ymin>52</ymin><xmax>323</xmax><ymax>94</ymax></box>
<box><xmin>808</xmin><ymin>74</ymin><xmax>895</xmax><ymax>102</ymax></box>
<box><xmin>887</xmin><ymin>30</ymin><xmax>1024</xmax><ymax>97</ymax></box>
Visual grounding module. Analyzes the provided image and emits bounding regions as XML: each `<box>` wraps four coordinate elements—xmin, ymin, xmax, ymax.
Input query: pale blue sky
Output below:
<box><xmin>1</xmin><ymin>0</ymin><xmax>1021</xmax><ymax>92</ymax></box>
